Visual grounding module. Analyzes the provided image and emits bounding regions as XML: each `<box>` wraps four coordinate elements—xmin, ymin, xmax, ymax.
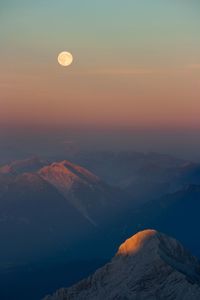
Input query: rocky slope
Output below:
<box><xmin>0</xmin><ymin>172</ymin><xmax>95</xmax><ymax>263</ymax></box>
<box><xmin>44</xmin><ymin>229</ymin><xmax>200</xmax><ymax>300</ymax></box>
<box><xmin>39</xmin><ymin>160</ymin><xmax>123</xmax><ymax>225</ymax></box>
<box><xmin>0</xmin><ymin>157</ymin><xmax>125</xmax><ymax>226</ymax></box>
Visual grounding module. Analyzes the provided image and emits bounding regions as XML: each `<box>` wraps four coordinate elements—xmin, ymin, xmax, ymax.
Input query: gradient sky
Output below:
<box><xmin>1</xmin><ymin>0</ymin><xmax>200</xmax><ymax>129</ymax></box>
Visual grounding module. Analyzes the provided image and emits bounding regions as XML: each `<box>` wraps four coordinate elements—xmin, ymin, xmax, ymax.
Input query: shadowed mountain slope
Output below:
<box><xmin>44</xmin><ymin>229</ymin><xmax>200</xmax><ymax>300</ymax></box>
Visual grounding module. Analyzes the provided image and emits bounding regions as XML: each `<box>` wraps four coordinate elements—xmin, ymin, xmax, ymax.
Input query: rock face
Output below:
<box><xmin>39</xmin><ymin>160</ymin><xmax>122</xmax><ymax>225</ymax></box>
<box><xmin>0</xmin><ymin>158</ymin><xmax>124</xmax><ymax>227</ymax></box>
<box><xmin>44</xmin><ymin>230</ymin><xmax>200</xmax><ymax>300</ymax></box>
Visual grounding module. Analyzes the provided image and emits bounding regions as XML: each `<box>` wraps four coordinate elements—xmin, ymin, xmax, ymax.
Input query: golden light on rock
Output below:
<box><xmin>57</xmin><ymin>51</ymin><xmax>73</xmax><ymax>67</ymax></box>
<box><xmin>117</xmin><ymin>229</ymin><xmax>157</xmax><ymax>255</ymax></box>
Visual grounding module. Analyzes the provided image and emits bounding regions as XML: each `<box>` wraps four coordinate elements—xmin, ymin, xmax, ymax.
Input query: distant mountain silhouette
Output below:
<box><xmin>39</xmin><ymin>160</ymin><xmax>124</xmax><ymax>225</ymax></box>
<box><xmin>0</xmin><ymin>157</ymin><xmax>48</xmax><ymax>175</ymax></box>
<box><xmin>75</xmin><ymin>151</ymin><xmax>200</xmax><ymax>204</ymax></box>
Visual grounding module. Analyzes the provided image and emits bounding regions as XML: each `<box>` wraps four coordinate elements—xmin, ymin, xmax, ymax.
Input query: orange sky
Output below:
<box><xmin>1</xmin><ymin>1</ymin><xmax>200</xmax><ymax>130</ymax></box>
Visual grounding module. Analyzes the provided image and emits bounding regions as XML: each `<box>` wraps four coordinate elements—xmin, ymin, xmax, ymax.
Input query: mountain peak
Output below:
<box><xmin>39</xmin><ymin>160</ymin><xmax>114</xmax><ymax>225</ymax></box>
<box><xmin>40</xmin><ymin>160</ymin><xmax>99</xmax><ymax>183</ymax></box>
<box><xmin>44</xmin><ymin>230</ymin><xmax>200</xmax><ymax>300</ymax></box>
<box><xmin>117</xmin><ymin>229</ymin><xmax>157</xmax><ymax>255</ymax></box>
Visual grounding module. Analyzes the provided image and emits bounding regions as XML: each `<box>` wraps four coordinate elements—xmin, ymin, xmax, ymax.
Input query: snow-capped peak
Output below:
<box><xmin>44</xmin><ymin>229</ymin><xmax>200</xmax><ymax>300</ymax></box>
<box><xmin>117</xmin><ymin>229</ymin><xmax>157</xmax><ymax>256</ymax></box>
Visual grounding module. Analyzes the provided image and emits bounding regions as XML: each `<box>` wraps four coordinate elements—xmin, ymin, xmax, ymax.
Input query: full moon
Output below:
<box><xmin>58</xmin><ymin>51</ymin><xmax>73</xmax><ymax>67</ymax></box>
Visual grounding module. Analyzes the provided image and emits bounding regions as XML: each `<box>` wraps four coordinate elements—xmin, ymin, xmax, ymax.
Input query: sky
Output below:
<box><xmin>1</xmin><ymin>0</ymin><xmax>200</xmax><ymax>130</ymax></box>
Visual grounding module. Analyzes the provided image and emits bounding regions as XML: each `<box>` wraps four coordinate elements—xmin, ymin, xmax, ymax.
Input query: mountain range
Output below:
<box><xmin>1</xmin><ymin>153</ymin><xmax>200</xmax><ymax>299</ymax></box>
<box><xmin>1</xmin><ymin>154</ymin><xmax>200</xmax><ymax>262</ymax></box>
<box><xmin>0</xmin><ymin>157</ymin><xmax>126</xmax><ymax>263</ymax></box>
<box><xmin>74</xmin><ymin>151</ymin><xmax>200</xmax><ymax>204</ymax></box>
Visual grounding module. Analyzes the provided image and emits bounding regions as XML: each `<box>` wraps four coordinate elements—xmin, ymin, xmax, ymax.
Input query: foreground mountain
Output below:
<box><xmin>44</xmin><ymin>229</ymin><xmax>200</xmax><ymax>300</ymax></box>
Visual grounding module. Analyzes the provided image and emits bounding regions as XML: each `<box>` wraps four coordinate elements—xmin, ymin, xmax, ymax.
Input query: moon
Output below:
<box><xmin>58</xmin><ymin>51</ymin><xmax>73</xmax><ymax>67</ymax></box>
